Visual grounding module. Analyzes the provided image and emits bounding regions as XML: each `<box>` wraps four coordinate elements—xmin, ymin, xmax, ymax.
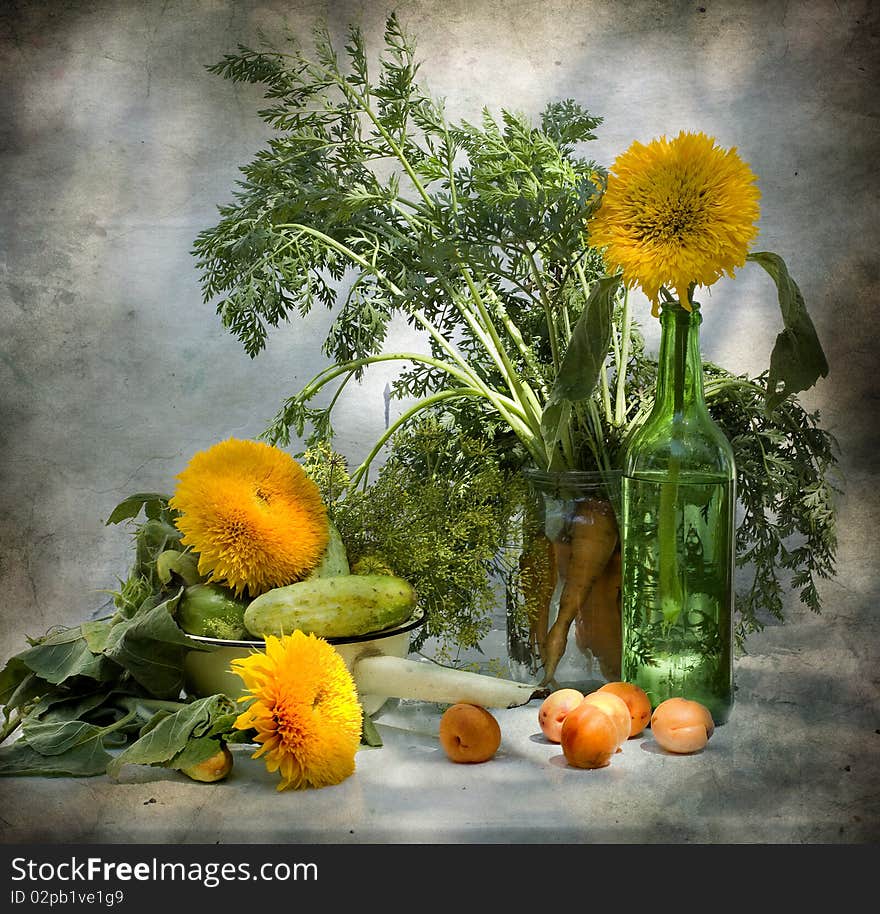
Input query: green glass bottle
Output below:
<box><xmin>620</xmin><ymin>299</ymin><xmax>735</xmax><ymax>724</ymax></box>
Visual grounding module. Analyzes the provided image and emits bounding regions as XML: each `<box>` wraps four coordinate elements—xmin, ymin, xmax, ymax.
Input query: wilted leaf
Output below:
<box><xmin>747</xmin><ymin>252</ymin><xmax>829</xmax><ymax>411</ymax></box>
<box><xmin>107</xmin><ymin>694</ymin><xmax>236</xmax><ymax>779</ymax></box>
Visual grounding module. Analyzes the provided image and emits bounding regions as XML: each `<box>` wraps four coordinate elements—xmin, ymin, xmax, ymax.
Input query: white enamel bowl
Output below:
<box><xmin>183</xmin><ymin>608</ymin><xmax>427</xmax><ymax>716</ymax></box>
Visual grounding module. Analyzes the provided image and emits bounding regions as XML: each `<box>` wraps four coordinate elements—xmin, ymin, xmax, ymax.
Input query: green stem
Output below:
<box><xmin>525</xmin><ymin>248</ymin><xmax>561</xmax><ymax>371</ymax></box>
<box><xmin>120</xmin><ymin>697</ymin><xmax>189</xmax><ymax>716</ymax></box>
<box><xmin>275</xmin><ymin>222</ymin><xmax>475</xmax><ymax>379</ymax></box>
<box><xmin>484</xmin><ymin>286</ymin><xmax>550</xmax><ymax>397</ymax></box>
<box><xmin>586</xmin><ymin>400</ymin><xmax>611</xmax><ymax>472</ymax></box>
<box><xmin>298</xmin><ymin>352</ymin><xmax>540</xmax><ymax>461</ymax></box>
<box><xmin>302</xmin><ymin>353</ymin><xmax>529</xmax><ymax>424</ymax></box>
<box><xmin>0</xmin><ymin>709</ymin><xmax>23</xmax><ymax>745</ymax></box>
<box><xmin>349</xmin><ymin>387</ymin><xmax>487</xmax><ymax>488</ymax></box>
<box><xmin>599</xmin><ymin>358</ymin><xmax>613</xmax><ymax>426</ymax></box>
<box><xmin>329</xmin><ymin>72</ymin><xmax>436</xmax><ymax>211</ymax></box>
<box><xmin>658</xmin><ymin>306</ymin><xmax>688</xmax><ymax>625</ymax></box>
<box><xmin>456</xmin><ymin>264</ymin><xmax>544</xmax><ymax>435</ymax></box>
<box><xmin>614</xmin><ymin>287</ymin><xmax>632</xmax><ymax>426</ymax></box>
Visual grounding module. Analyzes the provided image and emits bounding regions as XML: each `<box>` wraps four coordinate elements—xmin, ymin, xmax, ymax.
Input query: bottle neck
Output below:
<box><xmin>652</xmin><ymin>301</ymin><xmax>707</xmax><ymax>419</ymax></box>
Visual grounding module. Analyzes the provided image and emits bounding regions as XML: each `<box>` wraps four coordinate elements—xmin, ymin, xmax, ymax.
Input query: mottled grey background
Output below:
<box><xmin>0</xmin><ymin>0</ymin><xmax>878</xmax><ymax>843</ymax></box>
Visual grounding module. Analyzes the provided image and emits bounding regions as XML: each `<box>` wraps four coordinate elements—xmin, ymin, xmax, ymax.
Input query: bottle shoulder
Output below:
<box><xmin>624</xmin><ymin>411</ymin><xmax>736</xmax><ymax>477</ymax></box>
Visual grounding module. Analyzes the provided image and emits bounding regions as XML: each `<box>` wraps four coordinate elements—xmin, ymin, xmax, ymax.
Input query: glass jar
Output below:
<box><xmin>620</xmin><ymin>300</ymin><xmax>736</xmax><ymax>724</ymax></box>
<box><xmin>505</xmin><ymin>468</ymin><xmax>622</xmax><ymax>691</ymax></box>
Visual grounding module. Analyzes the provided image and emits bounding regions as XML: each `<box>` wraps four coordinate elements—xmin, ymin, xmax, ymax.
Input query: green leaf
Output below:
<box><xmin>27</xmin><ymin>689</ymin><xmax>116</xmax><ymax>726</ymax></box>
<box><xmin>360</xmin><ymin>713</ymin><xmax>383</xmax><ymax>747</ymax></box>
<box><xmin>102</xmin><ymin>592</ymin><xmax>207</xmax><ymax>699</ymax></box>
<box><xmin>107</xmin><ymin>694</ymin><xmax>236</xmax><ymax>779</ymax></box>
<box><xmin>17</xmin><ymin>633</ymin><xmax>118</xmax><ymax>686</ymax></box>
<box><xmin>540</xmin><ymin>273</ymin><xmax>620</xmax><ymax>456</ymax></box>
<box><xmin>20</xmin><ymin>719</ymin><xmax>111</xmax><ymax>757</ymax></box>
<box><xmin>168</xmin><ymin>735</ymin><xmax>226</xmax><ymax>771</ymax></box>
<box><xmin>746</xmin><ymin>252</ymin><xmax>829</xmax><ymax>411</ymax></box>
<box><xmin>538</xmin><ymin>399</ymin><xmax>571</xmax><ymax>467</ymax></box>
<box><xmin>80</xmin><ymin>618</ymin><xmax>116</xmax><ymax>653</ymax></box>
<box><xmin>0</xmin><ymin>705</ymin><xmax>141</xmax><ymax>776</ymax></box>
<box><xmin>0</xmin><ymin>657</ymin><xmax>39</xmax><ymax>709</ymax></box>
<box><xmin>0</xmin><ymin>738</ymin><xmax>111</xmax><ymax>777</ymax></box>
<box><xmin>548</xmin><ymin>274</ymin><xmax>619</xmax><ymax>402</ymax></box>
<box><xmin>105</xmin><ymin>493</ymin><xmax>173</xmax><ymax>526</ymax></box>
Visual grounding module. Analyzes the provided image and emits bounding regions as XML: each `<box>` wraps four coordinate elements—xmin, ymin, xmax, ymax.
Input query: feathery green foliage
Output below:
<box><xmin>302</xmin><ymin>429</ymin><xmax>527</xmax><ymax>660</ymax></box>
<box><xmin>194</xmin><ymin>12</ymin><xmax>610</xmax><ymax>477</ymax></box>
<box><xmin>197</xmin><ymin>13</ymin><xmax>839</xmax><ymax>652</ymax></box>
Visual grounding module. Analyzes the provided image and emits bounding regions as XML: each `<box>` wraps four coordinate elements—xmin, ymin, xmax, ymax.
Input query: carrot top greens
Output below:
<box><xmin>196</xmin><ymin>13</ymin><xmax>838</xmax><ymax>654</ymax></box>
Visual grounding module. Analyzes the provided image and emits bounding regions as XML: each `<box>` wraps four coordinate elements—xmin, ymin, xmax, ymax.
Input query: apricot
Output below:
<box><xmin>439</xmin><ymin>703</ymin><xmax>502</xmax><ymax>763</ymax></box>
<box><xmin>181</xmin><ymin>744</ymin><xmax>233</xmax><ymax>783</ymax></box>
<box><xmin>538</xmin><ymin>688</ymin><xmax>584</xmax><ymax>743</ymax></box>
<box><xmin>581</xmin><ymin>691</ymin><xmax>630</xmax><ymax>749</ymax></box>
<box><xmin>560</xmin><ymin>702</ymin><xmax>619</xmax><ymax>770</ymax></box>
<box><xmin>650</xmin><ymin>697</ymin><xmax>715</xmax><ymax>754</ymax></box>
<box><xmin>597</xmin><ymin>681</ymin><xmax>652</xmax><ymax>738</ymax></box>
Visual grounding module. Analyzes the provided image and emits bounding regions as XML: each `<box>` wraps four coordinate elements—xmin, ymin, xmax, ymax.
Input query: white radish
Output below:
<box><xmin>352</xmin><ymin>654</ymin><xmax>539</xmax><ymax>709</ymax></box>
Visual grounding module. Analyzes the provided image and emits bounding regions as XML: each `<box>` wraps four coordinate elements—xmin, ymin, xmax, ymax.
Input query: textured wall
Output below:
<box><xmin>0</xmin><ymin>0</ymin><xmax>877</xmax><ymax>660</ymax></box>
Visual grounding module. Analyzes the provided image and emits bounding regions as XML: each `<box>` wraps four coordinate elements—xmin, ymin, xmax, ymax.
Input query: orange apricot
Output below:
<box><xmin>581</xmin><ymin>691</ymin><xmax>630</xmax><ymax>749</ymax></box>
<box><xmin>438</xmin><ymin>703</ymin><xmax>502</xmax><ymax>763</ymax></box>
<box><xmin>650</xmin><ymin>697</ymin><xmax>715</xmax><ymax>754</ymax></box>
<box><xmin>538</xmin><ymin>688</ymin><xmax>584</xmax><ymax>743</ymax></box>
<box><xmin>597</xmin><ymin>681</ymin><xmax>652</xmax><ymax>738</ymax></box>
<box><xmin>560</xmin><ymin>702</ymin><xmax>619</xmax><ymax>770</ymax></box>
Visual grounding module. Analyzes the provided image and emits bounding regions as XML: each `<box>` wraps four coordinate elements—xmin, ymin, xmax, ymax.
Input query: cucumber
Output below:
<box><xmin>243</xmin><ymin>574</ymin><xmax>417</xmax><ymax>639</ymax></box>
<box><xmin>305</xmin><ymin>519</ymin><xmax>350</xmax><ymax>578</ymax></box>
<box><xmin>177</xmin><ymin>583</ymin><xmax>249</xmax><ymax>640</ymax></box>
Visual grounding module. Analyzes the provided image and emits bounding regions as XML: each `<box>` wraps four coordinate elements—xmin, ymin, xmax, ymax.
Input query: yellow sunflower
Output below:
<box><xmin>232</xmin><ymin>632</ymin><xmax>363</xmax><ymax>790</ymax></box>
<box><xmin>169</xmin><ymin>437</ymin><xmax>329</xmax><ymax>596</ymax></box>
<box><xmin>588</xmin><ymin>131</ymin><xmax>761</xmax><ymax>315</ymax></box>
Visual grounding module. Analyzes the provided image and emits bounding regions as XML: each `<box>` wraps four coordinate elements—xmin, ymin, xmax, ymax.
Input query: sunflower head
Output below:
<box><xmin>232</xmin><ymin>631</ymin><xmax>363</xmax><ymax>790</ymax></box>
<box><xmin>169</xmin><ymin>437</ymin><xmax>329</xmax><ymax>597</ymax></box>
<box><xmin>588</xmin><ymin>131</ymin><xmax>761</xmax><ymax>314</ymax></box>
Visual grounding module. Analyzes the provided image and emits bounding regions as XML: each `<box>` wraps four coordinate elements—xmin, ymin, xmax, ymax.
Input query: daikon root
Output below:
<box><xmin>352</xmin><ymin>654</ymin><xmax>540</xmax><ymax>708</ymax></box>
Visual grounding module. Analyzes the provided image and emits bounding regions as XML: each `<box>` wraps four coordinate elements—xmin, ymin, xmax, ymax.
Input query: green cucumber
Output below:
<box><xmin>177</xmin><ymin>583</ymin><xmax>249</xmax><ymax>640</ymax></box>
<box><xmin>243</xmin><ymin>574</ymin><xmax>417</xmax><ymax>639</ymax></box>
<box><xmin>305</xmin><ymin>519</ymin><xmax>350</xmax><ymax>578</ymax></box>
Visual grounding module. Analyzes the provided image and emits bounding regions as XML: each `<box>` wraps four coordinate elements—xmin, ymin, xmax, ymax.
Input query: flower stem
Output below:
<box><xmin>658</xmin><ymin>304</ymin><xmax>687</xmax><ymax>625</ymax></box>
<box><xmin>614</xmin><ymin>287</ymin><xmax>632</xmax><ymax>426</ymax></box>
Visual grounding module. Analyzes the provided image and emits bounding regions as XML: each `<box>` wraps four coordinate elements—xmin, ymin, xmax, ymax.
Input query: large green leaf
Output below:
<box><xmin>102</xmin><ymin>592</ymin><xmax>206</xmax><ymax>699</ymax></box>
<box><xmin>16</xmin><ymin>633</ymin><xmax>118</xmax><ymax>686</ymax></box>
<box><xmin>0</xmin><ymin>738</ymin><xmax>112</xmax><ymax>777</ymax></box>
<box><xmin>540</xmin><ymin>273</ymin><xmax>620</xmax><ymax>460</ymax></box>
<box><xmin>747</xmin><ymin>252</ymin><xmax>829</xmax><ymax>412</ymax></box>
<box><xmin>0</xmin><ymin>708</ymin><xmax>141</xmax><ymax>777</ymax></box>
<box><xmin>107</xmin><ymin>694</ymin><xmax>236</xmax><ymax>779</ymax></box>
<box><xmin>28</xmin><ymin>692</ymin><xmax>98</xmax><ymax>724</ymax></box>
<box><xmin>0</xmin><ymin>657</ymin><xmax>39</xmax><ymax>709</ymax></box>
<box><xmin>20</xmin><ymin>719</ymin><xmax>112</xmax><ymax>757</ymax></box>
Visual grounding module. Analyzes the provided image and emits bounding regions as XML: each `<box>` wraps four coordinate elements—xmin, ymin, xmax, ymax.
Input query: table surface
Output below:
<box><xmin>1</xmin><ymin>594</ymin><xmax>877</xmax><ymax>846</ymax></box>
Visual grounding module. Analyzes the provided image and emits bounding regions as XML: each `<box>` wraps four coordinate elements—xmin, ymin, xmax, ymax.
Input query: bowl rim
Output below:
<box><xmin>184</xmin><ymin>605</ymin><xmax>427</xmax><ymax>649</ymax></box>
